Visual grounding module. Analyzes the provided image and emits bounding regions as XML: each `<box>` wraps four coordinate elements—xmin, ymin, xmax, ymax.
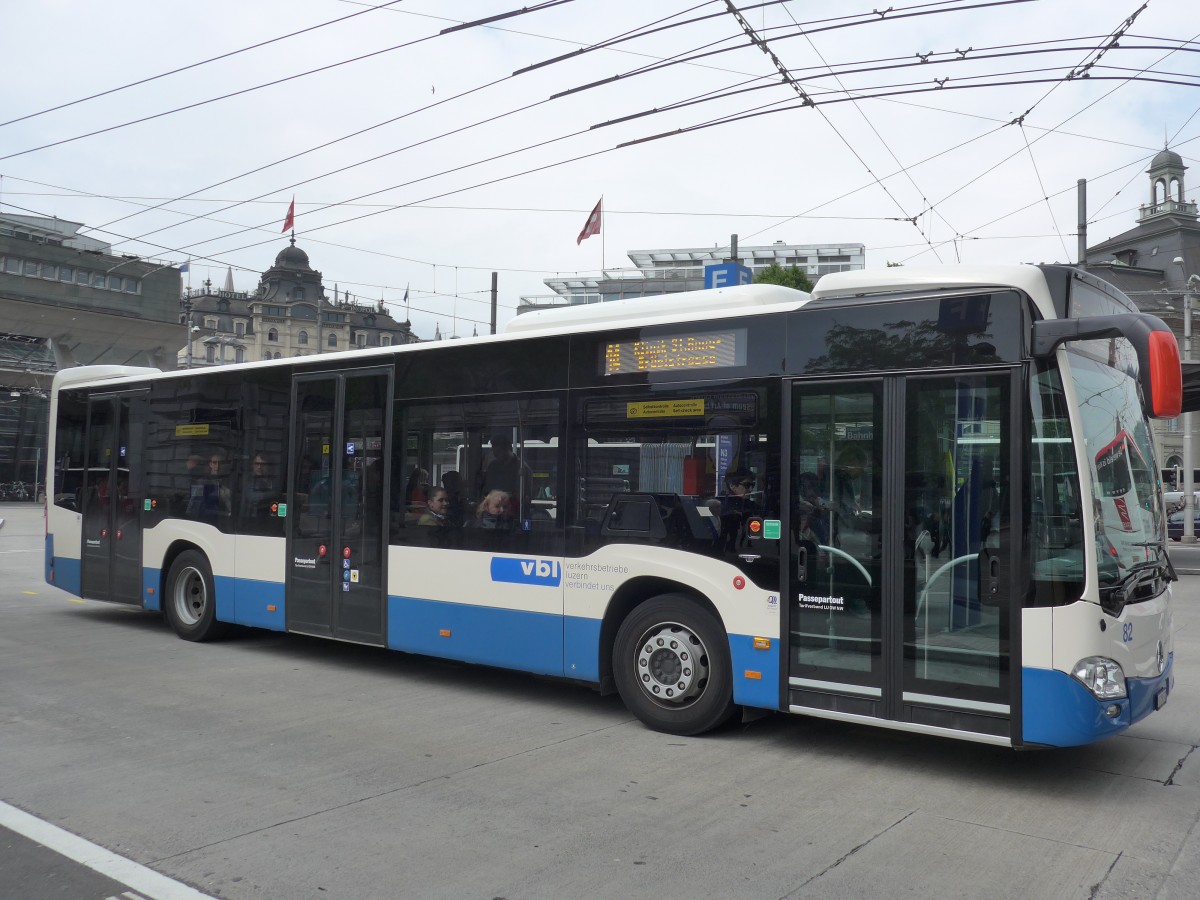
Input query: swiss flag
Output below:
<box><xmin>281</xmin><ymin>197</ymin><xmax>295</xmax><ymax>233</ymax></box>
<box><xmin>576</xmin><ymin>198</ymin><xmax>602</xmax><ymax>245</ymax></box>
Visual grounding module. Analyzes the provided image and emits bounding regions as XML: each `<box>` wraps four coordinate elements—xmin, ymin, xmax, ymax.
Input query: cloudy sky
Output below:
<box><xmin>1</xmin><ymin>0</ymin><xmax>1196</xmax><ymax>339</ymax></box>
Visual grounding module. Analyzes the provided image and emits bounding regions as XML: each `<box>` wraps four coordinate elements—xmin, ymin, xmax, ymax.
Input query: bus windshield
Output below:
<box><xmin>1069</xmin><ymin>348</ymin><xmax>1166</xmax><ymax>577</ymax></box>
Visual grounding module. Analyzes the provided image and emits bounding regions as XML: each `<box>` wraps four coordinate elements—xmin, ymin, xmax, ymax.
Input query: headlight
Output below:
<box><xmin>1072</xmin><ymin>657</ymin><xmax>1127</xmax><ymax>700</ymax></box>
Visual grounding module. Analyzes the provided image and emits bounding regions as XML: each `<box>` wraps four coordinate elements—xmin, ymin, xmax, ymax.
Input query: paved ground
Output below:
<box><xmin>1</xmin><ymin>502</ymin><xmax>1199</xmax><ymax>899</ymax></box>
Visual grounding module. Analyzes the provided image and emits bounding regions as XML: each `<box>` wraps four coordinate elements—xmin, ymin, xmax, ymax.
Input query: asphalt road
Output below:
<box><xmin>2</xmin><ymin>502</ymin><xmax>1199</xmax><ymax>900</ymax></box>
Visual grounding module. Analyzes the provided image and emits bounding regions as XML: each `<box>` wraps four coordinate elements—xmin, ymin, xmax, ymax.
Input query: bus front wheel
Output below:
<box><xmin>613</xmin><ymin>594</ymin><xmax>736</xmax><ymax>735</ymax></box>
<box><xmin>165</xmin><ymin>550</ymin><xmax>228</xmax><ymax>642</ymax></box>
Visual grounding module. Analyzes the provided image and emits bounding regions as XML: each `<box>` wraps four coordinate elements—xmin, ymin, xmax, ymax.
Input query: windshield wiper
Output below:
<box><xmin>1131</xmin><ymin>539</ymin><xmax>1177</xmax><ymax>581</ymax></box>
<box><xmin>1100</xmin><ymin>563</ymin><xmax>1167</xmax><ymax>616</ymax></box>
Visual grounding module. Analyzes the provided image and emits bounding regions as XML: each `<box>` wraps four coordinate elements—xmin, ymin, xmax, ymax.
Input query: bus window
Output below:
<box><xmin>573</xmin><ymin>386</ymin><xmax>780</xmax><ymax>590</ymax></box>
<box><xmin>53</xmin><ymin>389</ymin><xmax>88</xmax><ymax>512</ymax></box>
<box><xmin>391</xmin><ymin>396</ymin><xmax>561</xmax><ymax>551</ymax></box>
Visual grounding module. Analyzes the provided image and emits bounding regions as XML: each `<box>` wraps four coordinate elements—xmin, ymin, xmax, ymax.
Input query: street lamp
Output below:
<box><xmin>1174</xmin><ymin>257</ymin><xmax>1199</xmax><ymax>543</ymax></box>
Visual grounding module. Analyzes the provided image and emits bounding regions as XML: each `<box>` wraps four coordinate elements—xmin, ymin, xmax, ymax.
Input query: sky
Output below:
<box><xmin>1</xmin><ymin>0</ymin><xmax>1197</xmax><ymax>341</ymax></box>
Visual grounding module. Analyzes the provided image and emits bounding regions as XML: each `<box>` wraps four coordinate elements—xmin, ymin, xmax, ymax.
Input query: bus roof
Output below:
<box><xmin>505</xmin><ymin>282</ymin><xmax>810</xmax><ymax>336</ymax></box>
<box><xmin>811</xmin><ymin>263</ymin><xmax>1054</xmax><ymax>314</ymax></box>
<box><xmin>52</xmin><ymin>365</ymin><xmax>160</xmax><ymax>392</ymax></box>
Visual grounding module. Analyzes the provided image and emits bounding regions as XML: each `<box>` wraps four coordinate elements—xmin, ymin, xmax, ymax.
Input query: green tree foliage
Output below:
<box><xmin>753</xmin><ymin>262</ymin><xmax>814</xmax><ymax>292</ymax></box>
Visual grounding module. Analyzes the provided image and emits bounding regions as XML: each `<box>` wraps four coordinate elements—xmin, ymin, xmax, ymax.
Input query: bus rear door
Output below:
<box><xmin>79</xmin><ymin>392</ymin><xmax>146</xmax><ymax>605</ymax></box>
<box><xmin>286</xmin><ymin>370</ymin><xmax>392</xmax><ymax>644</ymax></box>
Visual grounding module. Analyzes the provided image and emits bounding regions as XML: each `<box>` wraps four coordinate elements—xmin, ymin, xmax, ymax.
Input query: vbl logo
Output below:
<box><xmin>490</xmin><ymin>557</ymin><xmax>562</xmax><ymax>587</ymax></box>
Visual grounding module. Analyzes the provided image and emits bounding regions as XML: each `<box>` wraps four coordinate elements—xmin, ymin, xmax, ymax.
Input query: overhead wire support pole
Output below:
<box><xmin>490</xmin><ymin>272</ymin><xmax>498</xmax><ymax>336</ymax></box>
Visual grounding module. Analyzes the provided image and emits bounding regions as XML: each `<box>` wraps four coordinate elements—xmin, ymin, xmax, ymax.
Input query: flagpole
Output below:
<box><xmin>601</xmin><ymin>194</ymin><xmax>605</xmax><ymax>275</ymax></box>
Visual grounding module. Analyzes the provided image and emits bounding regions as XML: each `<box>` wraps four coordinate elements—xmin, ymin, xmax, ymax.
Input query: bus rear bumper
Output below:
<box><xmin>1022</xmin><ymin>656</ymin><xmax>1173</xmax><ymax>747</ymax></box>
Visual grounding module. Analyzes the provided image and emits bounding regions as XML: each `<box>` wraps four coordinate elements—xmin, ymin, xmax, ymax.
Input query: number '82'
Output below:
<box><xmin>1122</xmin><ymin>622</ymin><xmax>1134</xmax><ymax>643</ymax></box>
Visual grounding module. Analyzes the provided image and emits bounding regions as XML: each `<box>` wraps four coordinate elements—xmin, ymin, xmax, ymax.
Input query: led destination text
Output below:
<box><xmin>602</xmin><ymin>329</ymin><xmax>745</xmax><ymax>375</ymax></box>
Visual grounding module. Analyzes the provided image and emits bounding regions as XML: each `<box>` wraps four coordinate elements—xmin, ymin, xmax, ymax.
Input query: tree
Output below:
<box><xmin>753</xmin><ymin>262</ymin><xmax>814</xmax><ymax>292</ymax></box>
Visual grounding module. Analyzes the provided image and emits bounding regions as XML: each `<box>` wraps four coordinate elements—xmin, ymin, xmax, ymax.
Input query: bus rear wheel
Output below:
<box><xmin>613</xmin><ymin>594</ymin><xmax>736</xmax><ymax>735</ymax></box>
<box><xmin>165</xmin><ymin>550</ymin><xmax>228</xmax><ymax>642</ymax></box>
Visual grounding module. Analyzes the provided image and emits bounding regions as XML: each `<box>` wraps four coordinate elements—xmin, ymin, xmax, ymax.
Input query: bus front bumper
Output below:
<box><xmin>1021</xmin><ymin>654</ymin><xmax>1173</xmax><ymax>748</ymax></box>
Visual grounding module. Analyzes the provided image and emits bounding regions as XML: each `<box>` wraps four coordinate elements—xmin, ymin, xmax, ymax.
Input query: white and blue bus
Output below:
<box><xmin>44</xmin><ymin>264</ymin><xmax>1181</xmax><ymax>747</ymax></box>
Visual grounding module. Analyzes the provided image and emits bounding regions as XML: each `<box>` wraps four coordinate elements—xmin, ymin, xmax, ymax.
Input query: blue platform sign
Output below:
<box><xmin>704</xmin><ymin>262</ymin><xmax>753</xmax><ymax>289</ymax></box>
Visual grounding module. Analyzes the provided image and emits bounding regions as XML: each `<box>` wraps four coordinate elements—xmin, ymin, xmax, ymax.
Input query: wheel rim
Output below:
<box><xmin>632</xmin><ymin>621</ymin><xmax>710</xmax><ymax>709</ymax></box>
<box><xmin>172</xmin><ymin>565</ymin><xmax>207</xmax><ymax>627</ymax></box>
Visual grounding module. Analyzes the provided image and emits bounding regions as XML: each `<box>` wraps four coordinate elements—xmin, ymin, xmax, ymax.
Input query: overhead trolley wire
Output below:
<box><xmin>93</xmin><ymin>1</ymin><xmax>724</xmax><ymax>243</ymax></box>
<box><xmin>551</xmin><ymin>0</ymin><xmax>1036</xmax><ymax>101</ymax></box>
<box><xmin>896</xmin><ymin>18</ymin><xmax>1200</xmax><ymax>263</ymax></box>
<box><xmin>0</xmin><ymin>0</ymin><xmax>580</xmax><ymax>164</ymax></box>
<box><xmin>1018</xmin><ymin>123</ymin><xmax>1072</xmax><ymax>262</ymax></box>
<box><xmin>61</xmin><ymin>1</ymin><xmax>1113</xmax><ymax>256</ymax></box>
<box><xmin>0</xmin><ymin>0</ymin><xmax>407</xmax><ymax>130</ymax></box>
<box><xmin>102</xmin><ymin>3</ymin><xmax>790</xmax><ymax>250</ymax></box>
<box><xmin>781</xmin><ymin>1</ymin><xmax>962</xmax><ymax>258</ymax></box>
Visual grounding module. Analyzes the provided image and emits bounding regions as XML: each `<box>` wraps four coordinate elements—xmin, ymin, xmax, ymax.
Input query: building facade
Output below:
<box><xmin>1084</xmin><ymin>147</ymin><xmax>1200</xmax><ymax>478</ymax></box>
<box><xmin>0</xmin><ymin>213</ymin><xmax>183</xmax><ymax>495</ymax></box>
<box><xmin>519</xmin><ymin>241</ymin><xmax>865</xmax><ymax>309</ymax></box>
<box><xmin>180</xmin><ymin>239</ymin><xmax>417</xmax><ymax>367</ymax></box>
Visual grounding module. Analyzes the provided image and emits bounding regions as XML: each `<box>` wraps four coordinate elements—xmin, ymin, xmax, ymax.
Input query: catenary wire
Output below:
<box><xmin>0</xmin><ymin>1</ymin><xmax>407</xmax><ymax>130</ymax></box>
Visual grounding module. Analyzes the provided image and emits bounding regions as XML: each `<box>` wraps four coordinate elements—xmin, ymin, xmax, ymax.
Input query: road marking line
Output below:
<box><xmin>23</xmin><ymin>591</ymin><xmax>38</xmax><ymax>595</ymax></box>
<box><xmin>0</xmin><ymin>801</ymin><xmax>215</xmax><ymax>900</ymax></box>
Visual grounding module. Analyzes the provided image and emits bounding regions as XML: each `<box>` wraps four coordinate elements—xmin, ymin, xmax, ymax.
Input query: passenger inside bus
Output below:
<box><xmin>479</xmin><ymin>434</ymin><xmax>532</xmax><ymax>508</ymax></box>
<box><xmin>440</xmin><ymin>470</ymin><xmax>466</xmax><ymax>527</ymax></box>
<box><xmin>188</xmin><ymin>451</ymin><xmax>231</xmax><ymax>518</ymax></box>
<box><xmin>418</xmin><ymin>488</ymin><xmax>450</xmax><ymax>526</ymax></box>
<box><xmin>717</xmin><ymin>468</ymin><xmax>759</xmax><ymax>552</ymax></box>
<box><xmin>404</xmin><ymin>466</ymin><xmax>431</xmax><ymax>516</ymax></box>
<box><xmin>475</xmin><ymin>490</ymin><xmax>512</xmax><ymax>529</ymax></box>
<box><xmin>249</xmin><ymin>453</ymin><xmax>277</xmax><ymax>515</ymax></box>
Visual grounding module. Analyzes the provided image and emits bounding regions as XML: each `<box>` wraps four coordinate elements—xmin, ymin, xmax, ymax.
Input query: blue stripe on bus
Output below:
<box><xmin>50</xmin><ymin>553</ymin><xmax>82</xmax><ymax>597</ymax></box>
<box><xmin>564</xmin><ymin>615</ymin><xmax>602</xmax><ymax>682</ymax></box>
<box><xmin>1022</xmin><ymin>667</ymin><xmax>1130</xmax><ymax>747</ymax></box>
<box><xmin>143</xmin><ymin>568</ymin><xmax>161</xmax><ymax>611</ymax></box>
<box><xmin>388</xmin><ymin>595</ymin><xmax>565</xmax><ymax>677</ymax></box>
<box><xmin>729</xmin><ymin>634</ymin><xmax>781</xmax><ymax>710</ymax></box>
<box><xmin>232</xmin><ymin>578</ymin><xmax>286</xmax><ymax>630</ymax></box>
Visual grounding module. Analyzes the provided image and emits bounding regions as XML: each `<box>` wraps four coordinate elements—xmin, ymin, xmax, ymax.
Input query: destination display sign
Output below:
<box><xmin>602</xmin><ymin>329</ymin><xmax>746</xmax><ymax>375</ymax></box>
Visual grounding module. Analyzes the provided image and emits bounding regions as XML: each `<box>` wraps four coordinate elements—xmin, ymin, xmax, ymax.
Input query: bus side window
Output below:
<box><xmin>390</xmin><ymin>395</ymin><xmax>562</xmax><ymax>551</ymax></box>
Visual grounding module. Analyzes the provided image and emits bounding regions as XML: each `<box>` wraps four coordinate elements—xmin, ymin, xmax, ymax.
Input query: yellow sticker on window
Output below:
<box><xmin>627</xmin><ymin>399</ymin><xmax>705</xmax><ymax>419</ymax></box>
<box><xmin>175</xmin><ymin>424</ymin><xmax>210</xmax><ymax>436</ymax></box>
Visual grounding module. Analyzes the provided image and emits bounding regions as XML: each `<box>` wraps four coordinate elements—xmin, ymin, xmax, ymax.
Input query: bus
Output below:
<box><xmin>44</xmin><ymin>264</ymin><xmax>1181</xmax><ymax>748</ymax></box>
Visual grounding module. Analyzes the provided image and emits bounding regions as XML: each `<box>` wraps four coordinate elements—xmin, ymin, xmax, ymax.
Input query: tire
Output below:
<box><xmin>164</xmin><ymin>550</ymin><xmax>229</xmax><ymax>642</ymax></box>
<box><xmin>613</xmin><ymin>594</ymin><xmax>737</xmax><ymax>735</ymax></box>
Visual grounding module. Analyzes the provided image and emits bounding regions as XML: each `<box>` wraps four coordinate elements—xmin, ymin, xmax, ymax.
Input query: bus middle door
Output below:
<box><xmin>286</xmin><ymin>370</ymin><xmax>392</xmax><ymax>645</ymax></box>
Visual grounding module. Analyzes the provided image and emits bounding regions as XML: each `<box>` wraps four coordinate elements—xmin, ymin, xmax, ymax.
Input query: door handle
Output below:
<box><xmin>797</xmin><ymin>545</ymin><xmax>809</xmax><ymax>584</ymax></box>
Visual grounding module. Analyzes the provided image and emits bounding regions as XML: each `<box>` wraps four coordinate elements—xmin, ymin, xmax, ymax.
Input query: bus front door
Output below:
<box><xmin>286</xmin><ymin>370</ymin><xmax>392</xmax><ymax>644</ymax></box>
<box><xmin>787</xmin><ymin>373</ymin><xmax>1015</xmax><ymax>741</ymax></box>
<box><xmin>79</xmin><ymin>393</ymin><xmax>146</xmax><ymax>605</ymax></box>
